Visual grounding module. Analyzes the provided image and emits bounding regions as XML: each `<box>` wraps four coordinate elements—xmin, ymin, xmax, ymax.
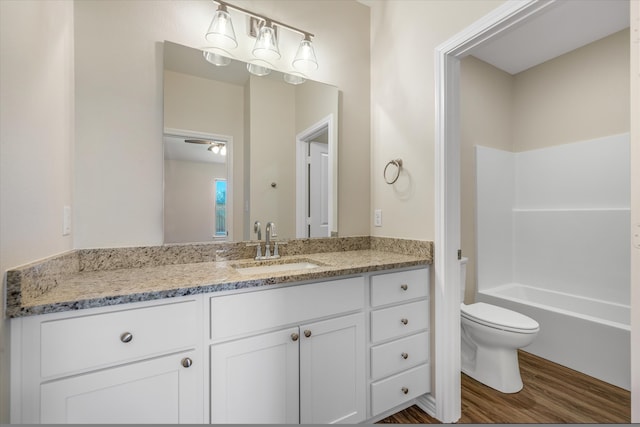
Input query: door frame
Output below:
<box><xmin>295</xmin><ymin>114</ymin><xmax>336</xmax><ymax>238</ymax></box>
<box><xmin>432</xmin><ymin>0</ymin><xmax>556</xmax><ymax>422</ymax></box>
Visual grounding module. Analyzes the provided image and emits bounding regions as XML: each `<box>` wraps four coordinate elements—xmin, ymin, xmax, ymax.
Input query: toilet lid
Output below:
<box><xmin>461</xmin><ymin>302</ymin><xmax>539</xmax><ymax>333</ymax></box>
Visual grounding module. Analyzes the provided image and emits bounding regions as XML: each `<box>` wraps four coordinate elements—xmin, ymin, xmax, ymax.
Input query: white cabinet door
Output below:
<box><xmin>210</xmin><ymin>327</ymin><xmax>300</xmax><ymax>424</ymax></box>
<box><xmin>40</xmin><ymin>349</ymin><xmax>202</xmax><ymax>424</ymax></box>
<box><xmin>299</xmin><ymin>313</ymin><xmax>366</xmax><ymax>424</ymax></box>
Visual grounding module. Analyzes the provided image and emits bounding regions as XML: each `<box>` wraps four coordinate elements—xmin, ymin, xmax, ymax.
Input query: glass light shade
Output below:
<box><xmin>283</xmin><ymin>72</ymin><xmax>306</xmax><ymax>85</ymax></box>
<box><xmin>208</xmin><ymin>144</ymin><xmax>220</xmax><ymax>154</ymax></box>
<box><xmin>247</xmin><ymin>59</ymin><xmax>272</xmax><ymax>76</ymax></box>
<box><xmin>203</xmin><ymin>50</ymin><xmax>231</xmax><ymax>67</ymax></box>
<box><xmin>220</xmin><ymin>145</ymin><xmax>227</xmax><ymax>156</ymax></box>
<box><xmin>252</xmin><ymin>25</ymin><xmax>280</xmax><ymax>61</ymax></box>
<box><xmin>292</xmin><ymin>39</ymin><xmax>318</xmax><ymax>73</ymax></box>
<box><xmin>205</xmin><ymin>9</ymin><xmax>238</xmax><ymax>50</ymax></box>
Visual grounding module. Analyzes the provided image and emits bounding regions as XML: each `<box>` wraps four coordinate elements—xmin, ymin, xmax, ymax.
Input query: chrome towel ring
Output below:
<box><xmin>384</xmin><ymin>159</ymin><xmax>403</xmax><ymax>184</ymax></box>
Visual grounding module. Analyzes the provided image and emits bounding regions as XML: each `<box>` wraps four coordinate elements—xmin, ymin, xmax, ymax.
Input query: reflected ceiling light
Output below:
<box><xmin>207</xmin><ymin>141</ymin><xmax>226</xmax><ymax>156</ymax></box>
<box><xmin>205</xmin><ymin>3</ymin><xmax>237</xmax><ymax>50</ymax></box>
<box><xmin>283</xmin><ymin>71</ymin><xmax>306</xmax><ymax>85</ymax></box>
<box><xmin>205</xmin><ymin>0</ymin><xmax>318</xmax><ymax>77</ymax></box>
<box><xmin>247</xmin><ymin>59</ymin><xmax>272</xmax><ymax>77</ymax></box>
<box><xmin>203</xmin><ymin>50</ymin><xmax>231</xmax><ymax>66</ymax></box>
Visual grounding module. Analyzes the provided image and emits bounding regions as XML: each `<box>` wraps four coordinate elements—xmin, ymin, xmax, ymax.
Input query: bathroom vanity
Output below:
<box><xmin>8</xmin><ymin>238</ymin><xmax>432</xmax><ymax>424</ymax></box>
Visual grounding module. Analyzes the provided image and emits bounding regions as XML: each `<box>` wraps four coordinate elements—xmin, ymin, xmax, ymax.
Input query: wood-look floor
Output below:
<box><xmin>378</xmin><ymin>350</ymin><xmax>631</xmax><ymax>424</ymax></box>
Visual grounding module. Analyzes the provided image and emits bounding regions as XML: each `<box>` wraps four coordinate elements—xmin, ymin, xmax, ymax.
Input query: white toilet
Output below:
<box><xmin>459</xmin><ymin>257</ymin><xmax>539</xmax><ymax>393</ymax></box>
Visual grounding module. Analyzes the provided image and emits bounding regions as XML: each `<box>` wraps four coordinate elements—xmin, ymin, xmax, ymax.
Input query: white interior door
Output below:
<box><xmin>308</xmin><ymin>141</ymin><xmax>329</xmax><ymax>238</ymax></box>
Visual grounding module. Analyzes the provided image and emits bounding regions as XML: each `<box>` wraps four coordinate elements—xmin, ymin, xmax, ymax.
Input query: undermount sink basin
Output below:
<box><xmin>232</xmin><ymin>260</ymin><xmax>321</xmax><ymax>275</ymax></box>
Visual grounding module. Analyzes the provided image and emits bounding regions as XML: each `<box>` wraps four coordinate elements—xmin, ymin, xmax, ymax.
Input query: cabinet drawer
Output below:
<box><xmin>371</xmin><ymin>364</ymin><xmax>430</xmax><ymax>416</ymax></box>
<box><xmin>41</xmin><ymin>299</ymin><xmax>199</xmax><ymax>378</ymax></box>
<box><xmin>210</xmin><ymin>277</ymin><xmax>364</xmax><ymax>341</ymax></box>
<box><xmin>371</xmin><ymin>332</ymin><xmax>429</xmax><ymax>380</ymax></box>
<box><xmin>370</xmin><ymin>268</ymin><xmax>428</xmax><ymax>307</ymax></box>
<box><xmin>371</xmin><ymin>300</ymin><xmax>428</xmax><ymax>343</ymax></box>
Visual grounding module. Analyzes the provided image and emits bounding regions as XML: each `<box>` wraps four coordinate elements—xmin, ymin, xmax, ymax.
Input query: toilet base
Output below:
<box><xmin>461</xmin><ymin>344</ymin><xmax>524</xmax><ymax>393</ymax></box>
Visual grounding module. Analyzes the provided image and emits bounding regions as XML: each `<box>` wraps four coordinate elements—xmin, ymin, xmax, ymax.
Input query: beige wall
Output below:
<box><xmin>460</xmin><ymin>29</ymin><xmax>631</xmax><ymax>302</ymax></box>
<box><xmin>0</xmin><ymin>1</ymin><xmax>75</xmax><ymax>422</ymax></box>
<box><xmin>369</xmin><ymin>0</ymin><xmax>505</xmax><ymax>240</ymax></box>
<box><xmin>164</xmin><ymin>70</ymin><xmax>244</xmax><ymax>241</ymax></box>
<box><xmin>513</xmin><ymin>29</ymin><xmax>630</xmax><ymax>151</ymax></box>
<box><xmin>164</xmin><ymin>159</ymin><xmax>226</xmax><ymax>243</ymax></box>
<box><xmin>249</xmin><ymin>75</ymin><xmax>296</xmax><ymax>239</ymax></box>
<box><xmin>74</xmin><ymin>0</ymin><xmax>371</xmax><ymax>248</ymax></box>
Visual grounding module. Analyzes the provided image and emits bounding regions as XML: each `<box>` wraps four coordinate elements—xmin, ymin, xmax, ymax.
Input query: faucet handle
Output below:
<box><xmin>254</xmin><ymin>221</ymin><xmax>262</xmax><ymax>241</ymax></box>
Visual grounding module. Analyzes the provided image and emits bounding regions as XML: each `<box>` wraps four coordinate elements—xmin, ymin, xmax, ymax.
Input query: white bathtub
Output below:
<box><xmin>478</xmin><ymin>283</ymin><xmax>630</xmax><ymax>390</ymax></box>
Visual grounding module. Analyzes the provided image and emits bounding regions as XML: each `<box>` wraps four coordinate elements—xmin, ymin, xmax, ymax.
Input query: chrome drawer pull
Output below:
<box><xmin>181</xmin><ymin>357</ymin><xmax>193</xmax><ymax>368</ymax></box>
<box><xmin>291</xmin><ymin>332</ymin><xmax>299</xmax><ymax>342</ymax></box>
<box><xmin>304</xmin><ymin>330</ymin><xmax>312</xmax><ymax>338</ymax></box>
<box><xmin>120</xmin><ymin>332</ymin><xmax>133</xmax><ymax>343</ymax></box>
<box><xmin>400</xmin><ymin>318</ymin><xmax>409</xmax><ymax>325</ymax></box>
<box><xmin>400</xmin><ymin>284</ymin><xmax>408</xmax><ymax>291</ymax></box>
<box><xmin>401</xmin><ymin>352</ymin><xmax>409</xmax><ymax>360</ymax></box>
<box><xmin>401</xmin><ymin>387</ymin><xmax>409</xmax><ymax>395</ymax></box>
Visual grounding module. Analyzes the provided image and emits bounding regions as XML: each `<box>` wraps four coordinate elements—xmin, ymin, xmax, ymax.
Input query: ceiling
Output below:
<box><xmin>469</xmin><ymin>0</ymin><xmax>630</xmax><ymax>75</ymax></box>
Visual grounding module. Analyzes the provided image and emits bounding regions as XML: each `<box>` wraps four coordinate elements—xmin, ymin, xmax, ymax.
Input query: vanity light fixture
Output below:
<box><xmin>205</xmin><ymin>3</ymin><xmax>238</xmax><ymax>50</ymax></box>
<box><xmin>292</xmin><ymin>34</ymin><xmax>318</xmax><ymax>73</ymax></box>
<box><xmin>205</xmin><ymin>0</ymin><xmax>318</xmax><ymax>78</ymax></box>
<box><xmin>252</xmin><ymin>20</ymin><xmax>280</xmax><ymax>61</ymax></box>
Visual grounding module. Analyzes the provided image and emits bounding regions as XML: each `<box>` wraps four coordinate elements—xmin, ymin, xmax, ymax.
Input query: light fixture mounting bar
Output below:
<box><xmin>213</xmin><ymin>0</ymin><xmax>314</xmax><ymax>39</ymax></box>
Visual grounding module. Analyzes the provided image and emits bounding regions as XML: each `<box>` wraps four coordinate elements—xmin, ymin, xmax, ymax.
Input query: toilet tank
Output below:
<box><xmin>460</xmin><ymin>257</ymin><xmax>468</xmax><ymax>304</ymax></box>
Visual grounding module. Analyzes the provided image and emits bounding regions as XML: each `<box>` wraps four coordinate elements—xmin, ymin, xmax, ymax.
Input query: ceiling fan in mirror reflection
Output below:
<box><xmin>184</xmin><ymin>139</ymin><xmax>227</xmax><ymax>156</ymax></box>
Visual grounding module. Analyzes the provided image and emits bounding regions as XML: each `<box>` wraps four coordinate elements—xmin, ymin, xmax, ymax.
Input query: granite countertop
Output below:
<box><xmin>6</xmin><ymin>237</ymin><xmax>432</xmax><ymax>318</ymax></box>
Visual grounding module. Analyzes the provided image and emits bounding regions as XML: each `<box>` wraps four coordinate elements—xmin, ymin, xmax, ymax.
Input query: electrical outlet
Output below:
<box><xmin>374</xmin><ymin>209</ymin><xmax>382</xmax><ymax>227</ymax></box>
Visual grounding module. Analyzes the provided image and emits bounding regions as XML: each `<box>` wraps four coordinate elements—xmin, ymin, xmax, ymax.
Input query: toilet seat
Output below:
<box><xmin>461</xmin><ymin>302</ymin><xmax>539</xmax><ymax>334</ymax></box>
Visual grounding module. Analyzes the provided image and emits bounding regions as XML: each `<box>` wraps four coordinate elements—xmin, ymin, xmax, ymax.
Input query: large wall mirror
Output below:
<box><xmin>163</xmin><ymin>41</ymin><xmax>339</xmax><ymax>244</ymax></box>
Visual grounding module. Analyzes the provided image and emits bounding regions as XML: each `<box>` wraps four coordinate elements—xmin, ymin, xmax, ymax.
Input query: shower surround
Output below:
<box><xmin>475</xmin><ymin>133</ymin><xmax>630</xmax><ymax>390</ymax></box>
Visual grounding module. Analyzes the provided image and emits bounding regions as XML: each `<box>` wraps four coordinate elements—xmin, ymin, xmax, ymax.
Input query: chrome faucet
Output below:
<box><xmin>265</xmin><ymin>222</ymin><xmax>277</xmax><ymax>258</ymax></box>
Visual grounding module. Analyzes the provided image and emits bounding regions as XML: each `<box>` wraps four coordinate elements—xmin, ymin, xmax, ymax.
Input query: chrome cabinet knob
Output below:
<box><xmin>400</xmin><ymin>318</ymin><xmax>409</xmax><ymax>325</ymax></box>
<box><xmin>401</xmin><ymin>387</ymin><xmax>409</xmax><ymax>395</ymax></box>
<box><xmin>401</xmin><ymin>352</ymin><xmax>409</xmax><ymax>360</ymax></box>
<box><xmin>304</xmin><ymin>330</ymin><xmax>312</xmax><ymax>338</ymax></box>
<box><xmin>291</xmin><ymin>332</ymin><xmax>299</xmax><ymax>341</ymax></box>
<box><xmin>400</xmin><ymin>284</ymin><xmax>408</xmax><ymax>291</ymax></box>
<box><xmin>120</xmin><ymin>332</ymin><xmax>133</xmax><ymax>343</ymax></box>
<box><xmin>181</xmin><ymin>357</ymin><xmax>193</xmax><ymax>368</ymax></box>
